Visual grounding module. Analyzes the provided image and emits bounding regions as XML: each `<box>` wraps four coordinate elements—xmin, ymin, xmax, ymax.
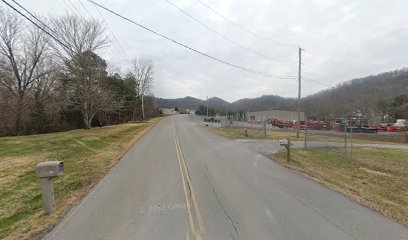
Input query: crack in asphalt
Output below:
<box><xmin>203</xmin><ymin>172</ymin><xmax>239</xmax><ymax>238</ymax></box>
<box><xmin>268</xmin><ymin>174</ymin><xmax>360</xmax><ymax>240</ymax></box>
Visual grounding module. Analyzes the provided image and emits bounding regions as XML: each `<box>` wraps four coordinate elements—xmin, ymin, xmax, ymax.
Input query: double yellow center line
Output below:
<box><xmin>173</xmin><ymin>127</ymin><xmax>206</xmax><ymax>240</ymax></box>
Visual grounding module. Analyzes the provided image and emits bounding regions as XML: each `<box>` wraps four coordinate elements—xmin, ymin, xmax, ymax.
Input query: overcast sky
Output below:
<box><xmin>9</xmin><ymin>0</ymin><xmax>408</xmax><ymax>102</ymax></box>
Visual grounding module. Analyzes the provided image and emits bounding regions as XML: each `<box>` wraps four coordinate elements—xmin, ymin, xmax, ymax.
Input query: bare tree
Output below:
<box><xmin>132</xmin><ymin>58</ymin><xmax>154</xmax><ymax>120</ymax></box>
<box><xmin>50</xmin><ymin>15</ymin><xmax>114</xmax><ymax>128</ymax></box>
<box><xmin>376</xmin><ymin>98</ymin><xmax>391</xmax><ymax>122</ymax></box>
<box><xmin>29</xmin><ymin>57</ymin><xmax>60</xmax><ymax>132</ymax></box>
<box><xmin>0</xmin><ymin>8</ymin><xmax>52</xmax><ymax>134</ymax></box>
<box><xmin>50</xmin><ymin>15</ymin><xmax>109</xmax><ymax>61</ymax></box>
<box><xmin>65</xmin><ymin>50</ymin><xmax>117</xmax><ymax>128</ymax></box>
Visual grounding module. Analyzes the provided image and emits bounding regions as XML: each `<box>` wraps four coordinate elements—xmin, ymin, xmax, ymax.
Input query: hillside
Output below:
<box><xmin>156</xmin><ymin>95</ymin><xmax>295</xmax><ymax>112</ymax></box>
<box><xmin>157</xmin><ymin>68</ymin><xmax>408</xmax><ymax>119</ymax></box>
<box><xmin>156</xmin><ymin>96</ymin><xmax>204</xmax><ymax>109</ymax></box>
<box><xmin>302</xmin><ymin>68</ymin><xmax>408</xmax><ymax>119</ymax></box>
<box><xmin>155</xmin><ymin>96</ymin><xmax>230</xmax><ymax>110</ymax></box>
<box><xmin>231</xmin><ymin>95</ymin><xmax>296</xmax><ymax>112</ymax></box>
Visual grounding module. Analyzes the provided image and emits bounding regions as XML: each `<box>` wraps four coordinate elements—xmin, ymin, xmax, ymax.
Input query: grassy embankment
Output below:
<box><xmin>208</xmin><ymin>126</ymin><xmax>408</xmax><ymax>226</ymax></box>
<box><xmin>273</xmin><ymin>148</ymin><xmax>408</xmax><ymax>227</ymax></box>
<box><xmin>0</xmin><ymin>119</ymin><xmax>160</xmax><ymax>240</ymax></box>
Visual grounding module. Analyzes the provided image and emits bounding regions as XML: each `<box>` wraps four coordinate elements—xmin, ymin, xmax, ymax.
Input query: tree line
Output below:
<box><xmin>0</xmin><ymin>8</ymin><xmax>160</xmax><ymax>136</ymax></box>
<box><xmin>195</xmin><ymin>105</ymin><xmax>216</xmax><ymax>117</ymax></box>
<box><xmin>302</xmin><ymin>68</ymin><xmax>408</xmax><ymax>123</ymax></box>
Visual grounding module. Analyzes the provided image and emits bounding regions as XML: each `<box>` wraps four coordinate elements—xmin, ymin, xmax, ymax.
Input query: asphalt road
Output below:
<box><xmin>43</xmin><ymin>115</ymin><xmax>408</xmax><ymax>240</ymax></box>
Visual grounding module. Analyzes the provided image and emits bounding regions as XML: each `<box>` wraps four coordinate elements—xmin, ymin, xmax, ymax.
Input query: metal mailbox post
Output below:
<box><xmin>35</xmin><ymin>161</ymin><xmax>64</xmax><ymax>214</ymax></box>
<box><xmin>279</xmin><ymin>139</ymin><xmax>293</xmax><ymax>162</ymax></box>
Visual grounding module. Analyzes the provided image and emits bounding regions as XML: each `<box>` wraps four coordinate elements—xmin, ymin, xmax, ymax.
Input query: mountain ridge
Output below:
<box><xmin>156</xmin><ymin>67</ymin><xmax>408</xmax><ymax>118</ymax></box>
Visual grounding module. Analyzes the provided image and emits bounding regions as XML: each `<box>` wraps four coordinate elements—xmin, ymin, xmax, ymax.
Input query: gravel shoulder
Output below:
<box><xmin>237</xmin><ymin>139</ymin><xmax>408</xmax><ymax>155</ymax></box>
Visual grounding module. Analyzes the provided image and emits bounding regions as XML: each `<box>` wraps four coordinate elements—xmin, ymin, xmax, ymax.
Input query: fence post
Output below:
<box><xmin>287</xmin><ymin>139</ymin><xmax>291</xmax><ymax>162</ymax></box>
<box><xmin>263</xmin><ymin>120</ymin><xmax>267</xmax><ymax>137</ymax></box>
<box><xmin>350</xmin><ymin>121</ymin><xmax>353</xmax><ymax>162</ymax></box>
<box><xmin>344</xmin><ymin>122</ymin><xmax>347</xmax><ymax>154</ymax></box>
<box><xmin>304</xmin><ymin>119</ymin><xmax>307</xmax><ymax>149</ymax></box>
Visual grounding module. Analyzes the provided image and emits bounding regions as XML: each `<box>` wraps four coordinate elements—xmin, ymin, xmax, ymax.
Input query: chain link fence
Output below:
<box><xmin>204</xmin><ymin>115</ymin><xmax>408</xmax><ymax>162</ymax></box>
<box><xmin>194</xmin><ymin>113</ymin><xmax>408</xmax><ymax>226</ymax></box>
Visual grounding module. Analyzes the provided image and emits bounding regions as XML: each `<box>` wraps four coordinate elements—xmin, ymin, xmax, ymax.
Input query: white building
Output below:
<box><xmin>160</xmin><ymin>108</ymin><xmax>178</xmax><ymax>115</ymax></box>
<box><xmin>247</xmin><ymin>110</ymin><xmax>305</xmax><ymax>122</ymax></box>
<box><xmin>395</xmin><ymin>119</ymin><xmax>407</xmax><ymax>127</ymax></box>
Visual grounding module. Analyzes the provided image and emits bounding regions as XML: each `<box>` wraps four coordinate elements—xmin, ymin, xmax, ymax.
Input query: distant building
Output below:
<box><xmin>160</xmin><ymin>108</ymin><xmax>178</xmax><ymax>115</ymax></box>
<box><xmin>395</xmin><ymin>119</ymin><xmax>407</xmax><ymax>127</ymax></box>
<box><xmin>247</xmin><ymin>110</ymin><xmax>305</xmax><ymax>122</ymax></box>
<box><xmin>185</xmin><ymin>109</ymin><xmax>195</xmax><ymax>114</ymax></box>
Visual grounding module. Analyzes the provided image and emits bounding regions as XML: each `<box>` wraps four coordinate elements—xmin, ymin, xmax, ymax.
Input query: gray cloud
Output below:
<box><xmin>12</xmin><ymin>0</ymin><xmax>408</xmax><ymax>102</ymax></box>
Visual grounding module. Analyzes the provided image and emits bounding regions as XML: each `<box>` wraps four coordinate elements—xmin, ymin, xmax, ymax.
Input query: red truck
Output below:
<box><xmin>371</xmin><ymin>124</ymin><xmax>400</xmax><ymax>132</ymax></box>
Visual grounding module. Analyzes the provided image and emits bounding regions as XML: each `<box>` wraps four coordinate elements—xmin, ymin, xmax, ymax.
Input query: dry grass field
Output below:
<box><xmin>0</xmin><ymin>119</ymin><xmax>160</xmax><ymax>240</ymax></box>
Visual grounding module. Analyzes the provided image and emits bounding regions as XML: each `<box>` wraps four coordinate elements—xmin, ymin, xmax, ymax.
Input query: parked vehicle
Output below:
<box><xmin>272</xmin><ymin>119</ymin><xmax>295</xmax><ymax>128</ymax></box>
<box><xmin>300</xmin><ymin>120</ymin><xmax>329</xmax><ymax>130</ymax></box>
<box><xmin>203</xmin><ymin>117</ymin><xmax>220</xmax><ymax>123</ymax></box>
<box><xmin>371</xmin><ymin>124</ymin><xmax>400</xmax><ymax>132</ymax></box>
<box><xmin>360</xmin><ymin>127</ymin><xmax>378</xmax><ymax>133</ymax></box>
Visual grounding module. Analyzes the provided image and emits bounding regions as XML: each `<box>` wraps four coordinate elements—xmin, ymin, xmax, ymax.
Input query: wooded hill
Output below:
<box><xmin>157</xmin><ymin>68</ymin><xmax>408</xmax><ymax>121</ymax></box>
<box><xmin>302</xmin><ymin>68</ymin><xmax>408</xmax><ymax>120</ymax></box>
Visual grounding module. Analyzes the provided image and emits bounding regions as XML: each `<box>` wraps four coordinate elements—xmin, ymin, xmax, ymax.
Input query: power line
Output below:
<box><xmin>83</xmin><ymin>0</ymin><xmax>130</xmax><ymax>59</ymax></box>
<box><xmin>75</xmin><ymin>0</ymin><xmax>128</xmax><ymax>59</ymax></box>
<box><xmin>303</xmin><ymin>77</ymin><xmax>334</xmax><ymax>88</ymax></box>
<box><xmin>195</xmin><ymin>0</ymin><xmax>368</xmax><ymax>81</ymax></box>
<box><xmin>195</xmin><ymin>0</ymin><xmax>298</xmax><ymax>48</ymax></box>
<box><xmin>59</xmin><ymin>0</ymin><xmax>125</xmax><ymax>65</ymax></box>
<box><xmin>1</xmin><ymin>0</ymin><xmax>74</xmax><ymax>53</ymax></box>
<box><xmin>85</xmin><ymin>0</ymin><xmax>296</xmax><ymax>79</ymax></box>
<box><xmin>303</xmin><ymin>49</ymin><xmax>364</xmax><ymax>75</ymax></box>
<box><xmin>164</xmin><ymin>0</ymin><xmax>297</xmax><ymax>65</ymax></box>
<box><xmin>61</xmin><ymin>0</ymin><xmax>80</xmax><ymax>18</ymax></box>
<box><xmin>10</xmin><ymin>0</ymin><xmax>74</xmax><ymax>49</ymax></box>
<box><xmin>66</xmin><ymin>0</ymin><xmax>84</xmax><ymax>17</ymax></box>
<box><xmin>75</xmin><ymin>0</ymin><xmax>94</xmax><ymax>17</ymax></box>
<box><xmin>6</xmin><ymin>0</ymin><xmax>125</xmax><ymax>67</ymax></box>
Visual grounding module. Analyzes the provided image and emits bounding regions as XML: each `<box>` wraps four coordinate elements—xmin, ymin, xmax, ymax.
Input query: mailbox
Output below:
<box><xmin>278</xmin><ymin>139</ymin><xmax>292</xmax><ymax>162</ymax></box>
<box><xmin>279</xmin><ymin>139</ymin><xmax>289</xmax><ymax>146</ymax></box>
<box><xmin>35</xmin><ymin>161</ymin><xmax>64</xmax><ymax>214</ymax></box>
<box><xmin>36</xmin><ymin>161</ymin><xmax>64</xmax><ymax>178</ymax></box>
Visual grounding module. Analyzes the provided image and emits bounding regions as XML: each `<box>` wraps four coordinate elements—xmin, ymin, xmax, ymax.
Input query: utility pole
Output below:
<box><xmin>141</xmin><ymin>94</ymin><xmax>145</xmax><ymax>121</ymax></box>
<box><xmin>296</xmin><ymin>47</ymin><xmax>303</xmax><ymax>138</ymax></box>
<box><xmin>206</xmin><ymin>96</ymin><xmax>209</xmax><ymax>117</ymax></box>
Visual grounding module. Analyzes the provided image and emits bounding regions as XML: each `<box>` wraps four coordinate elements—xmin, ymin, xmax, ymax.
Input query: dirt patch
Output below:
<box><xmin>359</xmin><ymin>167</ymin><xmax>391</xmax><ymax>177</ymax></box>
